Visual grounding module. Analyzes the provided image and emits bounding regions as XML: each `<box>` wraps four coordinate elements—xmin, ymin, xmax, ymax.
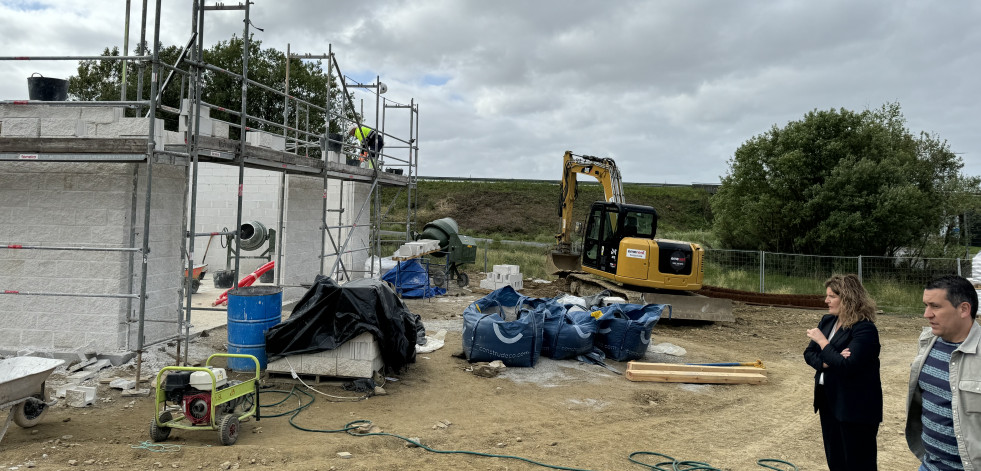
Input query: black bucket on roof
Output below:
<box><xmin>27</xmin><ymin>73</ymin><xmax>69</xmax><ymax>101</ymax></box>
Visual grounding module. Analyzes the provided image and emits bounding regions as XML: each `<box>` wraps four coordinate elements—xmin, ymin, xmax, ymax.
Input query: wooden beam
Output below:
<box><xmin>627</xmin><ymin>362</ymin><xmax>764</xmax><ymax>374</ymax></box>
<box><xmin>625</xmin><ymin>362</ymin><xmax>767</xmax><ymax>384</ymax></box>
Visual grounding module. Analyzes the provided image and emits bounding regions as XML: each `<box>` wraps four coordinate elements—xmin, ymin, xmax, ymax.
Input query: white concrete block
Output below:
<box><xmin>266</xmin><ymin>332</ymin><xmax>381</xmax><ymax>379</ymax></box>
<box><xmin>66</xmin><ymin>386</ymin><xmax>97</xmax><ymax>407</ymax></box>
<box><xmin>212</xmin><ymin>120</ymin><xmax>229</xmax><ymax>139</ymax></box>
<box><xmin>417</xmin><ymin>239</ymin><xmax>440</xmax><ymax>252</ymax></box>
<box><xmin>493</xmin><ymin>265</ymin><xmax>519</xmax><ymax>275</ymax></box>
<box><xmin>180</xmin><ymin>99</ymin><xmax>211</xmax><ymax>119</ymax></box>
<box><xmin>246</xmin><ymin>131</ymin><xmax>286</xmax><ymax>151</ymax></box>
<box><xmin>109</xmin><ymin>378</ymin><xmax>137</xmax><ymax>390</ymax></box>
<box><xmin>0</xmin><ymin>104</ymin><xmax>82</xmax><ymax>119</ymax></box>
<box><xmin>0</xmin><ymin>118</ymin><xmax>40</xmax><ymax>137</ymax></box>
<box><xmin>164</xmin><ymin>130</ymin><xmax>185</xmax><ymax>145</ymax></box>
<box><xmin>179</xmin><ymin>114</ymin><xmax>214</xmax><ymax>136</ymax></box>
<box><xmin>479</xmin><ymin>279</ymin><xmax>496</xmax><ymax>290</ymax></box>
<box><xmin>39</xmin><ymin>118</ymin><xmax>87</xmax><ymax>137</ymax></box>
<box><xmin>79</xmin><ymin>107</ymin><xmax>121</xmax><ymax>124</ymax></box>
<box><xmin>95</xmin><ymin>117</ymin><xmax>164</xmax><ymax>137</ymax></box>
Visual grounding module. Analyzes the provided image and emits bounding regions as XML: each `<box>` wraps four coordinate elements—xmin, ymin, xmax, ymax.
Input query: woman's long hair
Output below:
<box><xmin>825</xmin><ymin>274</ymin><xmax>876</xmax><ymax>328</ymax></box>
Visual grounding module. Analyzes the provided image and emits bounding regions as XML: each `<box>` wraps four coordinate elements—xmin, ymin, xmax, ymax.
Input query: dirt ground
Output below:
<box><xmin>1</xmin><ymin>280</ymin><xmax>928</xmax><ymax>471</ymax></box>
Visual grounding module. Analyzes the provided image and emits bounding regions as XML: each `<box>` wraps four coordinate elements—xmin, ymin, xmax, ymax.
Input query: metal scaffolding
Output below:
<box><xmin>0</xmin><ymin>1</ymin><xmax>419</xmax><ymax>382</ymax></box>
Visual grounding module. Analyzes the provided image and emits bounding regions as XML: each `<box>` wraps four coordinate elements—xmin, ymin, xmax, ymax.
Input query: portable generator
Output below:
<box><xmin>150</xmin><ymin>354</ymin><xmax>260</xmax><ymax>446</ymax></box>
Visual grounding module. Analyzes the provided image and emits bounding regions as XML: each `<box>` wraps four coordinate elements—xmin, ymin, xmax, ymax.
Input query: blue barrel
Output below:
<box><xmin>226</xmin><ymin>286</ymin><xmax>283</xmax><ymax>371</ymax></box>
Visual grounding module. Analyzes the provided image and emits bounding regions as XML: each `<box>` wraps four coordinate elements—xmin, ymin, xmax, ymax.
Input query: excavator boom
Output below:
<box><xmin>548</xmin><ymin>151</ymin><xmax>624</xmax><ymax>273</ymax></box>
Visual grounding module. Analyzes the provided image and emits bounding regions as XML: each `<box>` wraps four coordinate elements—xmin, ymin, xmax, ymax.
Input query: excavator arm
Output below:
<box><xmin>548</xmin><ymin>151</ymin><xmax>624</xmax><ymax>273</ymax></box>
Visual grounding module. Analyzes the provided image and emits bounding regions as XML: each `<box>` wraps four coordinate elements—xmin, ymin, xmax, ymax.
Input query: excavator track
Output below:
<box><xmin>566</xmin><ymin>273</ymin><xmax>735</xmax><ymax>323</ymax></box>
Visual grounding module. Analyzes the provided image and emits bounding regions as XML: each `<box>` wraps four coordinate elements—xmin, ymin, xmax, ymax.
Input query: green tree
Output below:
<box><xmin>67</xmin><ymin>36</ymin><xmax>355</xmax><ymax>153</ymax></box>
<box><xmin>711</xmin><ymin>103</ymin><xmax>980</xmax><ymax>257</ymax></box>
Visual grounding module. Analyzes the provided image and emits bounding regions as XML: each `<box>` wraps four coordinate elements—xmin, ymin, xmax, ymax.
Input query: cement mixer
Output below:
<box><xmin>213</xmin><ymin>221</ymin><xmax>277</xmax><ymax>289</ymax></box>
<box><xmin>415</xmin><ymin>218</ymin><xmax>477</xmax><ymax>287</ymax></box>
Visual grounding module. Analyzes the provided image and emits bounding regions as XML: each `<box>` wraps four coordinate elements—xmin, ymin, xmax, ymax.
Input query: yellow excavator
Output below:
<box><xmin>546</xmin><ymin>151</ymin><xmax>732</xmax><ymax>322</ymax></box>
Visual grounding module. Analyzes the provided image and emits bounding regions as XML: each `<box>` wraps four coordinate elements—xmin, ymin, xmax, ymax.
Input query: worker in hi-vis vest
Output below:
<box><xmin>348</xmin><ymin>125</ymin><xmax>384</xmax><ymax>169</ymax></box>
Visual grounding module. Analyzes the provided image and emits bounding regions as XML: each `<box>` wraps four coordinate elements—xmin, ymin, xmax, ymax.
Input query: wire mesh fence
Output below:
<box><xmin>704</xmin><ymin>249</ymin><xmax>973</xmax><ymax>315</ymax></box>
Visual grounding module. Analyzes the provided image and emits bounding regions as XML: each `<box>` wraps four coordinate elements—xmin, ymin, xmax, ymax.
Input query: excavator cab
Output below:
<box><xmin>582</xmin><ymin>202</ymin><xmax>657</xmax><ymax>273</ymax></box>
<box><xmin>582</xmin><ymin>201</ymin><xmax>702</xmax><ymax>290</ymax></box>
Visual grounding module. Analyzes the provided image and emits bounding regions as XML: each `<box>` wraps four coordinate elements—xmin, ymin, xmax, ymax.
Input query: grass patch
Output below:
<box><xmin>863</xmin><ymin>277</ymin><xmax>925</xmax><ymax>316</ymax></box>
<box><xmin>465</xmin><ymin>242</ymin><xmax>551</xmax><ymax>280</ymax></box>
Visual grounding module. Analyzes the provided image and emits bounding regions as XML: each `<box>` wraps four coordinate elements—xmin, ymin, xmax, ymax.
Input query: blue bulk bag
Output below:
<box><xmin>462</xmin><ymin>286</ymin><xmax>545</xmax><ymax>367</ymax></box>
<box><xmin>593</xmin><ymin>303</ymin><xmax>668</xmax><ymax>362</ymax></box>
<box><xmin>542</xmin><ymin>301</ymin><xmax>597</xmax><ymax>360</ymax></box>
<box><xmin>380</xmin><ymin>259</ymin><xmax>446</xmax><ymax>298</ymax></box>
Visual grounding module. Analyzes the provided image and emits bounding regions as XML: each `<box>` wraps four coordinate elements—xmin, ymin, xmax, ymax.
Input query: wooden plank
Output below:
<box><xmin>625</xmin><ymin>368</ymin><xmax>767</xmax><ymax>384</ymax></box>
<box><xmin>627</xmin><ymin>362</ymin><xmax>765</xmax><ymax>374</ymax></box>
<box><xmin>0</xmin><ymin>137</ymin><xmax>147</xmax><ymax>153</ymax></box>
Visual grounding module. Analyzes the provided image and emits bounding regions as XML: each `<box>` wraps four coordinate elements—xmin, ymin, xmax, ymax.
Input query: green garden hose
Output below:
<box><xmin>260</xmin><ymin>387</ymin><xmax>797</xmax><ymax>471</ymax></box>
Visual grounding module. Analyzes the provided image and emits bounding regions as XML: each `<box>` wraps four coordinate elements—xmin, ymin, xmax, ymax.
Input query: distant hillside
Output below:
<box><xmin>380</xmin><ymin>179</ymin><xmax>714</xmax><ymax>242</ymax></box>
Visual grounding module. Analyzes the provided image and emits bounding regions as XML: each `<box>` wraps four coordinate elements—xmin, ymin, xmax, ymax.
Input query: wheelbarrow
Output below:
<box><xmin>184</xmin><ymin>263</ymin><xmax>209</xmax><ymax>294</ymax></box>
<box><xmin>0</xmin><ymin>357</ymin><xmax>64</xmax><ymax>445</ymax></box>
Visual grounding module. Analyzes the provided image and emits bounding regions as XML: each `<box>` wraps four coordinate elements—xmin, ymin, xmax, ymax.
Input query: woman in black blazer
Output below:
<box><xmin>804</xmin><ymin>274</ymin><xmax>882</xmax><ymax>471</ymax></box>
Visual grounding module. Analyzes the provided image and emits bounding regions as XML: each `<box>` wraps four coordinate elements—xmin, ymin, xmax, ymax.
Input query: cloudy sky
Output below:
<box><xmin>1</xmin><ymin>1</ymin><xmax>978</xmax><ymax>184</ymax></box>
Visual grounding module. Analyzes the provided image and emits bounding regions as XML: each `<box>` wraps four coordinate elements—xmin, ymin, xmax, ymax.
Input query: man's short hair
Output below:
<box><xmin>925</xmin><ymin>274</ymin><xmax>979</xmax><ymax>319</ymax></box>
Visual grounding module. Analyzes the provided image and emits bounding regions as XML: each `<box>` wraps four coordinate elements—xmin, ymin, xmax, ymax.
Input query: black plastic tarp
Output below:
<box><xmin>264</xmin><ymin>276</ymin><xmax>423</xmax><ymax>373</ymax></box>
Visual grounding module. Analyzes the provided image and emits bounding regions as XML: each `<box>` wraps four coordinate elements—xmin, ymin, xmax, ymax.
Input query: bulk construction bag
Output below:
<box><xmin>593</xmin><ymin>303</ymin><xmax>668</xmax><ymax>362</ymax></box>
<box><xmin>462</xmin><ymin>286</ymin><xmax>546</xmax><ymax>367</ymax></box>
<box><xmin>542</xmin><ymin>300</ymin><xmax>597</xmax><ymax>360</ymax></box>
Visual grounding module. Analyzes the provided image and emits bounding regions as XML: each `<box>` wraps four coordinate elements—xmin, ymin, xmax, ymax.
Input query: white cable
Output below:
<box><xmin>283</xmin><ymin>357</ymin><xmax>367</xmax><ymax>401</ymax></box>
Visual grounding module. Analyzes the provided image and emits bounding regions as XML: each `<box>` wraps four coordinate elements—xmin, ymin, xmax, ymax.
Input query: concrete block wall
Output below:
<box><xmin>0</xmin><ymin>103</ymin><xmax>186</xmax><ymax>354</ymax></box>
<box><xmin>0</xmin><ymin>160</ymin><xmax>185</xmax><ymax>353</ymax></box>
<box><xmin>281</xmin><ymin>175</ymin><xmax>324</xmax><ymax>303</ymax></box>
<box><xmin>128</xmin><ymin>162</ymin><xmax>188</xmax><ymax>349</ymax></box>
<box><xmin>0</xmin><ymin>105</ymin><xmax>162</xmax><ymax>145</ymax></box>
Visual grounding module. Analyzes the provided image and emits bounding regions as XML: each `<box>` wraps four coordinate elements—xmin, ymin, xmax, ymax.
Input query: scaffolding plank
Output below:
<box><xmin>324</xmin><ymin>161</ymin><xmax>410</xmax><ymax>185</ymax></box>
<box><xmin>0</xmin><ymin>137</ymin><xmax>148</xmax><ymax>154</ymax></box>
<box><xmin>195</xmin><ymin>135</ymin><xmax>325</xmax><ymax>170</ymax></box>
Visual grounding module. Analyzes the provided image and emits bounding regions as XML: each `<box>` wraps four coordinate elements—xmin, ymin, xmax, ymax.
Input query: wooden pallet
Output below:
<box><xmin>264</xmin><ymin>370</ymin><xmax>355</xmax><ymax>386</ymax></box>
<box><xmin>625</xmin><ymin>361</ymin><xmax>767</xmax><ymax>385</ymax></box>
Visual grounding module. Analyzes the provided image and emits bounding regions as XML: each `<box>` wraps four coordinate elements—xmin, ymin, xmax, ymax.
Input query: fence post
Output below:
<box><xmin>957</xmin><ymin>258</ymin><xmax>962</xmax><ymax>277</ymax></box>
<box><xmin>857</xmin><ymin>255</ymin><xmax>862</xmax><ymax>283</ymax></box>
<box><xmin>760</xmin><ymin>251</ymin><xmax>765</xmax><ymax>293</ymax></box>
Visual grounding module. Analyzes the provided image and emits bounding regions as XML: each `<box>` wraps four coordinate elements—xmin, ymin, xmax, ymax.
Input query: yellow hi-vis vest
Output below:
<box><xmin>353</xmin><ymin>126</ymin><xmax>373</xmax><ymax>142</ymax></box>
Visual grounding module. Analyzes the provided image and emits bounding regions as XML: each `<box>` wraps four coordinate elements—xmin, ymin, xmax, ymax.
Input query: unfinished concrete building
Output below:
<box><xmin>0</xmin><ymin>2</ymin><xmax>419</xmax><ymax>364</ymax></box>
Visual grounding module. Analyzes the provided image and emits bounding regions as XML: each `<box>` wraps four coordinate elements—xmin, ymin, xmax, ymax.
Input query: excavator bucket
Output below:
<box><xmin>546</xmin><ymin>250</ymin><xmax>581</xmax><ymax>275</ymax></box>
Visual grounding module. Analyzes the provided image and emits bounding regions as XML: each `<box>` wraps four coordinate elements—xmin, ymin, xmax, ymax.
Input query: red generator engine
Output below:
<box><xmin>161</xmin><ymin>367</ymin><xmax>247</xmax><ymax>425</ymax></box>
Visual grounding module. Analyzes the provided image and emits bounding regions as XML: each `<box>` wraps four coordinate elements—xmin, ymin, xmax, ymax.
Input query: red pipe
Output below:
<box><xmin>212</xmin><ymin>261</ymin><xmax>275</xmax><ymax>306</ymax></box>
